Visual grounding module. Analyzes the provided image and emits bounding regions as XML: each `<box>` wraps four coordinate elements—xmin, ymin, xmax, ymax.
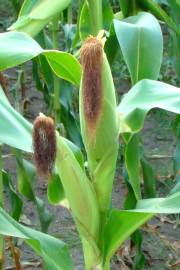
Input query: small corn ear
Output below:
<box><xmin>80</xmin><ymin>36</ymin><xmax>118</xmax><ymax>213</ymax></box>
<box><xmin>32</xmin><ymin>113</ymin><xmax>56</xmax><ymax>177</ymax></box>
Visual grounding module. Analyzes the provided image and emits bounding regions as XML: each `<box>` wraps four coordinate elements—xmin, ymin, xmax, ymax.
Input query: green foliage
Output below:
<box><xmin>43</xmin><ymin>51</ymin><xmax>81</xmax><ymax>86</ymax></box>
<box><xmin>114</xmin><ymin>12</ymin><xmax>163</xmax><ymax>84</ymax></box>
<box><xmin>0</xmin><ymin>208</ymin><xmax>73</xmax><ymax>270</ymax></box>
<box><xmin>125</xmin><ymin>135</ymin><xmax>141</xmax><ymax>199</ymax></box>
<box><xmin>9</xmin><ymin>0</ymin><xmax>72</xmax><ymax>37</ymax></box>
<box><xmin>15</xmin><ymin>153</ymin><xmax>53</xmax><ymax>232</ymax></box>
<box><xmin>2</xmin><ymin>170</ymin><xmax>22</xmax><ymax>220</ymax></box>
<box><xmin>47</xmin><ymin>174</ymin><xmax>65</xmax><ymax>205</ymax></box>
<box><xmin>103</xmin><ymin>210</ymin><xmax>152</xmax><ymax>269</ymax></box>
<box><xmin>118</xmin><ymin>79</ymin><xmax>180</xmax><ymax>134</ymax></box>
<box><xmin>141</xmin><ymin>157</ymin><xmax>156</xmax><ymax>198</ymax></box>
<box><xmin>0</xmin><ymin>85</ymin><xmax>32</xmax><ymax>152</ymax></box>
<box><xmin>77</xmin><ymin>0</ymin><xmax>113</xmax><ymax>40</ymax></box>
<box><xmin>136</xmin><ymin>191</ymin><xmax>180</xmax><ymax>213</ymax></box>
<box><xmin>0</xmin><ymin>32</ymin><xmax>42</xmax><ymax>71</ymax></box>
<box><xmin>167</xmin><ymin>0</ymin><xmax>180</xmax><ymax>79</ymax></box>
<box><xmin>0</xmin><ymin>32</ymin><xmax>81</xmax><ymax>86</ymax></box>
<box><xmin>137</xmin><ymin>0</ymin><xmax>180</xmax><ymax>35</ymax></box>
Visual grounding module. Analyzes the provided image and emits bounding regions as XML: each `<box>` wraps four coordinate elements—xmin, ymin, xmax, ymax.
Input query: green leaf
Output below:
<box><xmin>119</xmin><ymin>0</ymin><xmax>131</xmax><ymax>17</ymax></box>
<box><xmin>104</xmin><ymin>190</ymin><xmax>180</xmax><ymax>267</ymax></box>
<box><xmin>119</xmin><ymin>0</ymin><xmax>141</xmax><ymax>17</ymax></box>
<box><xmin>48</xmin><ymin>174</ymin><xmax>66</xmax><ymax>205</ymax></box>
<box><xmin>103</xmin><ymin>210</ymin><xmax>152</xmax><ymax>269</ymax></box>
<box><xmin>171</xmin><ymin>116</ymin><xmax>180</xmax><ymax>194</ymax></box>
<box><xmin>125</xmin><ymin>135</ymin><xmax>141</xmax><ymax>200</ymax></box>
<box><xmin>0</xmin><ymin>32</ymin><xmax>42</xmax><ymax>71</ymax></box>
<box><xmin>131</xmin><ymin>230</ymin><xmax>145</xmax><ymax>270</ymax></box>
<box><xmin>79</xmin><ymin>0</ymin><xmax>113</xmax><ymax>41</ymax></box>
<box><xmin>35</xmin><ymin>196</ymin><xmax>53</xmax><ymax>233</ymax></box>
<box><xmin>15</xmin><ymin>152</ymin><xmax>53</xmax><ymax>232</ymax></box>
<box><xmin>2</xmin><ymin>170</ymin><xmax>22</xmax><ymax>221</ymax></box>
<box><xmin>154</xmin><ymin>0</ymin><xmax>169</xmax><ymax>4</ymax></box>
<box><xmin>137</xmin><ymin>0</ymin><xmax>180</xmax><ymax>36</ymax></box>
<box><xmin>0</xmin><ymin>85</ymin><xmax>32</xmax><ymax>152</ymax></box>
<box><xmin>79</xmin><ymin>1</ymin><xmax>90</xmax><ymax>41</ymax></box>
<box><xmin>114</xmin><ymin>12</ymin><xmax>163</xmax><ymax>84</ymax></box>
<box><xmin>0</xmin><ymin>32</ymin><xmax>81</xmax><ymax>86</ymax></box>
<box><xmin>118</xmin><ymin>79</ymin><xmax>180</xmax><ymax>134</ymax></box>
<box><xmin>22</xmin><ymin>0</ymin><xmax>71</xmax><ymax>20</ymax></box>
<box><xmin>136</xmin><ymin>191</ymin><xmax>180</xmax><ymax>213</ymax></box>
<box><xmin>0</xmin><ymin>208</ymin><xmax>73</xmax><ymax>270</ymax></box>
<box><xmin>16</xmin><ymin>155</ymin><xmax>34</xmax><ymax>200</ymax></box>
<box><xmin>123</xmin><ymin>170</ymin><xmax>137</xmax><ymax>209</ymax></box>
<box><xmin>102</xmin><ymin>0</ymin><xmax>114</xmax><ymax>31</ymax></box>
<box><xmin>167</xmin><ymin>0</ymin><xmax>180</xmax><ymax>22</ymax></box>
<box><xmin>104</xmin><ymin>22</ymin><xmax>119</xmax><ymax>65</ymax></box>
<box><xmin>9</xmin><ymin>0</ymin><xmax>71</xmax><ymax>37</ymax></box>
<box><xmin>43</xmin><ymin>50</ymin><xmax>81</xmax><ymax>86</ymax></box>
<box><xmin>141</xmin><ymin>157</ymin><xmax>156</xmax><ymax>198</ymax></box>
<box><xmin>19</xmin><ymin>0</ymin><xmax>38</xmax><ymax>16</ymax></box>
<box><xmin>167</xmin><ymin>0</ymin><xmax>180</xmax><ymax>78</ymax></box>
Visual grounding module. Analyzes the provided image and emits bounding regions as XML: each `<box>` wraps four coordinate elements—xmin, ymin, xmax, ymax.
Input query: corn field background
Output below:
<box><xmin>0</xmin><ymin>1</ymin><xmax>180</xmax><ymax>270</ymax></box>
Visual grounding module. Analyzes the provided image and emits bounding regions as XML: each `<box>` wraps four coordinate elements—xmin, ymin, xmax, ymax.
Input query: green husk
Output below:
<box><xmin>55</xmin><ymin>134</ymin><xmax>101</xmax><ymax>269</ymax></box>
<box><xmin>79</xmin><ymin>36</ymin><xmax>118</xmax><ymax>214</ymax></box>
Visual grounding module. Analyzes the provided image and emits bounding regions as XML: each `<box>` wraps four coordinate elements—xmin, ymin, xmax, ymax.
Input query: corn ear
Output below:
<box><xmin>79</xmin><ymin>37</ymin><xmax>118</xmax><ymax>213</ymax></box>
<box><xmin>55</xmin><ymin>134</ymin><xmax>101</xmax><ymax>269</ymax></box>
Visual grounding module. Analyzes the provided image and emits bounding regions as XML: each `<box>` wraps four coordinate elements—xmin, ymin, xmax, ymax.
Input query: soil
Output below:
<box><xmin>1</xmin><ymin>2</ymin><xmax>180</xmax><ymax>270</ymax></box>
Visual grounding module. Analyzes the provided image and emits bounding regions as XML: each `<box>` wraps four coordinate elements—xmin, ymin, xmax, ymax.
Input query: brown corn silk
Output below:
<box><xmin>79</xmin><ymin>35</ymin><xmax>118</xmax><ymax>214</ymax></box>
<box><xmin>80</xmin><ymin>36</ymin><xmax>103</xmax><ymax>129</ymax></box>
<box><xmin>32</xmin><ymin>114</ymin><xmax>56</xmax><ymax>176</ymax></box>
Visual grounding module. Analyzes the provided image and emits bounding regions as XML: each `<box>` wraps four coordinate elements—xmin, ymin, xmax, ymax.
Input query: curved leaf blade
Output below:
<box><xmin>104</xmin><ymin>191</ymin><xmax>180</xmax><ymax>267</ymax></box>
<box><xmin>25</xmin><ymin>0</ymin><xmax>71</xmax><ymax>20</ymax></box>
<box><xmin>138</xmin><ymin>0</ymin><xmax>180</xmax><ymax>35</ymax></box>
<box><xmin>9</xmin><ymin>0</ymin><xmax>71</xmax><ymax>37</ymax></box>
<box><xmin>19</xmin><ymin>0</ymin><xmax>38</xmax><ymax>16</ymax></box>
<box><xmin>0</xmin><ymin>86</ymin><xmax>32</xmax><ymax>152</ymax></box>
<box><xmin>0</xmin><ymin>208</ymin><xmax>73</xmax><ymax>270</ymax></box>
<box><xmin>125</xmin><ymin>135</ymin><xmax>141</xmax><ymax>200</ymax></box>
<box><xmin>2</xmin><ymin>170</ymin><xmax>23</xmax><ymax>221</ymax></box>
<box><xmin>118</xmin><ymin>79</ymin><xmax>180</xmax><ymax>134</ymax></box>
<box><xmin>43</xmin><ymin>50</ymin><xmax>81</xmax><ymax>86</ymax></box>
<box><xmin>0</xmin><ymin>32</ymin><xmax>81</xmax><ymax>86</ymax></box>
<box><xmin>103</xmin><ymin>210</ymin><xmax>152</xmax><ymax>268</ymax></box>
<box><xmin>114</xmin><ymin>12</ymin><xmax>163</xmax><ymax>84</ymax></box>
<box><xmin>136</xmin><ymin>190</ymin><xmax>180</xmax><ymax>213</ymax></box>
<box><xmin>0</xmin><ymin>32</ymin><xmax>42</xmax><ymax>71</ymax></box>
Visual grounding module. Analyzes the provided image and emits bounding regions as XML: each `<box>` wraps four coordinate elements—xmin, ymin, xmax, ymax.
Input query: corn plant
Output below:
<box><xmin>0</xmin><ymin>2</ymin><xmax>180</xmax><ymax>269</ymax></box>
